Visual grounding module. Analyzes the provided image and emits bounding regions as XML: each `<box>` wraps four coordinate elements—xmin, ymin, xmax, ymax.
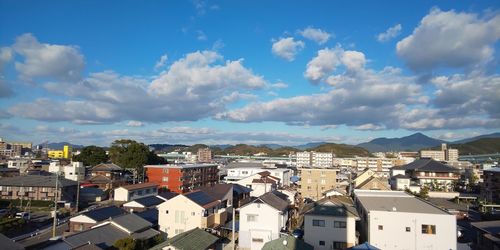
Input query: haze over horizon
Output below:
<box><xmin>1</xmin><ymin>1</ymin><xmax>499</xmax><ymax>146</ymax></box>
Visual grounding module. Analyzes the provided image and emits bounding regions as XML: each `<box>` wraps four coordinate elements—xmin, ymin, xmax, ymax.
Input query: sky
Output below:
<box><xmin>0</xmin><ymin>0</ymin><xmax>499</xmax><ymax>147</ymax></box>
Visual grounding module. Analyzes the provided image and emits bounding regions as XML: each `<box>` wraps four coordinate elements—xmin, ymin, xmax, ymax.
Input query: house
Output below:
<box><xmin>239</xmin><ymin>191</ymin><xmax>290</xmax><ymax>250</ymax></box>
<box><xmin>198</xmin><ymin>184</ymin><xmax>233</xmax><ymax>211</ymax></box>
<box><xmin>390</xmin><ymin>158</ymin><xmax>460</xmax><ymax>191</ymax></box>
<box><xmin>69</xmin><ymin>205</ymin><xmax>125</xmax><ymax>232</ymax></box>
<box><xmin>303</xmin><ymin>197</ymin><xmax>359</xmax><ymax>249</ymax></box>
<box><xmin>144</xmin><ymin>164</ymin><xmax>219</xmax><ymax>193</ymax></box>
<box><xmin>354</xmin><ymin>176</ymin><xmax>390</xmax><ymax>191</ymax></box>
<box><xmin>299</xmin><ymin>167</ymin><xmax>338</xmax><ymax>200</ymax></box>
<box><xmin>471</xmin><ymin>220</ymin><xmax>500</xmax><ymax>250</ymax></box>
<box><xmin>114</xmin><ymin>182</ymin><xmax>159</xmax><ymax>202</ymax></box>
<box><xmin>90</xmin><ymin>163</ymin><xmax>127</xmax><ymax>190</ymax></box>
<box><xmin>47</xmin><ymin>213</ymin><xmax>160</xmax><ymax>250</ymax></box>
<box><xmin>149</xmin><ymin>227</ymin><xmax>219</xmax><ymax>250</ymax></box>
<box><xmin>157</xmin><ymin>190</ymin><xmax>225</xmax><ymax>237</ymax></box>
<box><xmin>49</xmin><ymin>162</ymin><xmax>85</xmax><ymax>181</ymax></box>
<box><xmin>262</xmin><ymin>235</ymin><xmax>314</xmax><ymax>250</ymax></box>
<box><xmin>235</xmin><ymin>171</ymin><xmax>279</xmax><ymax>197</ymax></box>
<box><xmin>354</xmin><ymin>190</ymin><xmax>456</xmax><ymax>250</ymax></box>
<box><xmin>123</xmin><ymin>196</ymin><xmax>165</xmax><ymax>213</ymax></box>
<box><xmin>224</xmin><ymin>164</ymin><xmax>291</xmax><ymax>187</ymax></box>
<box><xmin>323</xmin><ymin>187</ymin><xmax>347</xmax><ymax>197</ymax></box>
<box><xmin>482</xmin><ymin>168</ymin><xmax>500</xmax><ymax>204</ymax></box>
<box><xmin>0</xmin><ymin>175</ymin><xmax>77</xmax><ymax>202</ymax></box>
<box><xmin>231</xmin><ymin>183</ymin><xmax>252</xmax><ymax>208</ymax></box>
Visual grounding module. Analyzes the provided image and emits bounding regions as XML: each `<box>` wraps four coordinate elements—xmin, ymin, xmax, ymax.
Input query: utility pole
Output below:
<box><xmin>75</xmin><ymin>180</ymin><xmax>80</xmax><ymax>213</ymax></box>
<box><xmin>52</xmin><ymin>172</ymin><xmax>59</xmax><ymax>238</ymax></box>
<box><xmin>231</xmin><ymin>206</ymin><xmax>236</xmax><ymax>250</ymax></box>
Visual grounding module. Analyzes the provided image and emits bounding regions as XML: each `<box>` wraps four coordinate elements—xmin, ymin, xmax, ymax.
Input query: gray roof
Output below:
<box><xmin>111</xmin><ymin>213</ymin><xmax>152</xmax><ymax>233</ymax></box>
<box><xmin>157</xmin><ymin>191</ymin><xmax>179</xmax><ymax>200</ymax></box>
<box><xmin>64</xmin><ymin>223</ymin><xmax>128</xmax><ymax>249</ymax></box>
<box><xmin>92</xmin><ymin>163</ymin><xmax>122</xmax><ymax>171</ymax></box>
<box><xmin>471</xmin><ymin>220</ymin><xmax>500</xmax><ymax>235</ymax></box>
<box><xmin>159</xmin><ymin>227</ymin><xmax>218</xmax><ymax>250</ymax></box>
<box><xmin>0</xmin><ymin>233</ymin><xmax>24</xmax><ymax>250</ymax></box>
<box><xmin>125</xmin><ymin>196</ymin><xmax>164</xmax><ymax>208</ymax></box>
<box><xmin>136</xmin><ymin>208</ymin><xmax>158</xmax><ymax>225</ymax></box>
<box><xmin>355</xmin><ymin>191</ymin><xmax>449</xmax><ymax>215</ymax></box>
<box><xmin>227</xmin><ymin>162</ymin><xmax>266</xmax><ymax>169</ymax></box>
<box><xmin>257</xmin><ymin>191</ymin><xmax>289</xmax><ymax>211</ymax></box>
<box><xmin>305</xmin><ymin>203</ymin><xmax>359</xmax><ymax>218</ymax></box>
<box><xmin>82</xmin><ymin>206</ymin><xmax>125</xmax><ymax>222</ymax></box>
<box><xmin>262</xmin><ymin>235</ymin><xmax>313</xmax><ymax>250</ymax></box>
<box><xmin>399</xmin><ymin>158</ymin><xmax>459</xmax><ymax>173</ymax></box>
<box><xmin>198</xmin><ymin>184</ymin><xmax>232</xmax><ymax>200</ymax></box>
<box><xmin>0</xmin><ymin>175</ymin><xmax>77</xmax><ymax>187</ymax></box>
<box><xmin>185</xmin><ymin>190</ymin><xmax>218</xmax><ymax>207</ymax></box>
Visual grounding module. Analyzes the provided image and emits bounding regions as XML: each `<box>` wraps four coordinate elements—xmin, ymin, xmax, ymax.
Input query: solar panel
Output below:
<box><xmin>186</xmin><ymin>191</ymin><xmax>215</xmax><ymax>205</ymax></box>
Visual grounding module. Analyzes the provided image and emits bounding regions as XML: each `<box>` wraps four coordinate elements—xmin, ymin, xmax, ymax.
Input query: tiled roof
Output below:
<box><xmin>0</xmin><ymin>175</ymin><xmax>77</xmax><ymax>187</ymax></box>
<box><xmin>89</xmin><ymin>175</ymin><xmax>112</xmax><ymax>184</ymax></box>
<box><xmin>124</xmin><ymin>196</ymin><xmax>164</xmax><ymax>207</ymax></box>
<box><xmin>111</xmin><ymin>213</ymin><xmax>152</xmax><ymax>233</ymax></box>
<box><xmin>185</xmin><ymin>190</ymin><xmax>220</xmax><ymax>208</ymax></box>
<box><xmin>198</xmin><ymin>184</ymin><xmax>232</xmax><ymax>200</ymax></box>
<box><xmin>92</xmin><ymin>163</ymin><xmax>122</xmax><ymax>171</ymax></box>
<box><xmin>81</xmin><ymin>206</ymin><xmax>125</xmax><ymax>222</ymax></box>
<box><xmin>399</xmin><ymin>158</ymin><xmax>459</xmax><ymax>173</ymax></box>
<box><xmin>64</xmin><ymin>223</ymin><xmax>128</xmax><ymax>249</ymax></box>
<box><xmin>119</xmin><ymin>182</ymin><xmax>158</xmax><ymax>191</ymax></box>
<box><xmin>232</xmin><ymin>183</ymin><xmax>252</xmax><ymax>194</ymax></box>
<box><xmin>0</xmin><ymin>233</ymin><xmax>24</xmax><ymax>250</ymax></box>
<box><xmin>262</xmin><ymin>235</ymin><xmax>313</xmax><ymax>250</ymax></box>
<box><xmin>159</xmin><ymin>227</ymin><xmax>218</xmax><ymax>250</ymax></box>
<box><xmin>258</xmin><ymin>191</ymin><xmax>289</xmax><ymax>211</ymax></box>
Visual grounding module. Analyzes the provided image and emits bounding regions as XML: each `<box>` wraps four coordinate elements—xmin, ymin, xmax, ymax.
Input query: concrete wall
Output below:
<box><xmin>239</xmin><ymin>202</ymin><xmax>285</xmax><ymax>250</ymax></box>
<box><xmin>304</xmin><ymin>214</ymin><xmax>357</xmax><ymax>249</ymax></box>
<box><xmin>158</xmin><ymin>195</ymin><xmax>204</xmax><ymax>237</ymax></box>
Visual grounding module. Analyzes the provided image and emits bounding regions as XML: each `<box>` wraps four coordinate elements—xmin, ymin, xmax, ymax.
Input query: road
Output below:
<box><xmin>16</xmin><ymin>222</ymin><xmax>68</xmax><ymax>248</ymax></box>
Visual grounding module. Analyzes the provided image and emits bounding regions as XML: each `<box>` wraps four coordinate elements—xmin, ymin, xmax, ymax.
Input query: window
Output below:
<box><xmin>252</xmin><ymin>238</ymin><xmax>264</xmax><ymax>243</ymax></box>
<box><xmin>174</xmin><ymin>229</ymin><xmax>184</xmax><ymax>234</ymax></box>
<box><xmin>321</xmin><ymin>179</ymin><xmax>326</xmax><ymax>184</ymax></box>
<box><xmin>334</xmin><ymin>221</ymin><xmax>346</xmax><ymax>228</ymax></box>
<box><xmin>319</xmin><ymin>241</ymin><xmax>325</xmax><ymax>246</ymax></box>
<box><xmin>406</xmin><ymin>227</ymin><xmax>411</xmax><ymax>232</ymax></box>
<box><xmin>313</xmin><ymin>219</ymin><xmax>325</xmax><ymax>227</ymax></box>
<box><xmin>163</xmin><ymin>168</ymin><xmax>169</xmax><ymax>174</ymax></box>
<box><xmin>242</xmin><ymin>171</ymin><xmax>249</xmax><ymax>175</ymax></box>
<box><xmin>378</xmin><ymin>225</ymin><xmax>383</xmax><ymax>230</ymax></box>
<box><xmin>421</xmin><ymin>224</ymin><xmax>436</xmax><ymax>234</ymax></box>
<box><xmin>333</xmin><ymin>241</ymin><xmax>347</xmax><ymax>249</ymax></box>
<box><xmin>247</xmin><ymin>214</ymin><xmax>258</xmax><ymax>222</ymax></box>
<box><xmin>165</xmin><ymin>210</ymin><xmax>169</xmax><ymax>214</ymax></box>
<box><xmin>191</xmin><ymin>212</ymin><xmax>196</xmax><ymax>216</ymax></box>
<box><xmin>307</xmin><ymin>179</ymin><xmax>312</xmax><ymax>184</ymax></box>
<box><xmin>137</xmin><ymin>190</ymin><xmax>143</xmax><ymax>195</ymax></box>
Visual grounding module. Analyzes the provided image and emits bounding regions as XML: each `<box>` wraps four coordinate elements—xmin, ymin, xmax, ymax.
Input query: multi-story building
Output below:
<box><xmin>48</xmin><ymin>162</ymin><xmax>85</xmax><ymax>181</ymax></box>
<box><xmin>7</xmin><ymin>159</ymin><xmax>30</xmax><ymax>173</ymax></box>
<box><xmin>0</xmin><ymin>138</ymin><xmax>27</xmax><ymax>157</ymax></box>
<box><xmin>89</xmin><ymin>163</ymin><xmax>127</xmax><ymax>190</ymax></box>
<box><xmin>197</xmin><ymin>148</ymin><xmax>212</xmax><ymax>163</ymax></box>
<box><xmin>354</xmin><ymin>190</ymin><xmax>456</xmax><ymax>250</ymax></box>
<box><xmin>299</xmin><ymin>168</ymin><xmax>338</xmax><ymax>200</ymax></box>
<box><xmin>145</xmin><ymin>163</ymin><xmax>218</xmax><ymax>193</ymax></box>
<box><xmin>224</xmin><ymin>164</ymin><xmax>291</xmax><ymax>186</ymax></box>
<box><xmin>420</xmin><ymin>143</ymin><xmax>458</xmax><ymax>162</ymax></box>
<box><xmin>114</xmin><ymin>182</ymin><xmax>158</xmax><ymax>202</ymax></box>
<box><xmin>0</xmin><ymin>175</ymin><xmax>78</xmax><ymax>202</ymax></box>
<box><xmin>48</xmin><ymin>145</ymin><xmax>73</xmax><ymax>159</ymax></box>
<box><xmin>296</xmin><ymin>151</ymin><xmax>333</xmax><ymax>168</ymax></box>
<box><xmin>482</xmin><ymin>167</ymin><xmax>500</xmax><ymax>204</ymax></box>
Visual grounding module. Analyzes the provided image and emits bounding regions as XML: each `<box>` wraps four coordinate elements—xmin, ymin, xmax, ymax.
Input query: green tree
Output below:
<box><xmin>73</xmin><ymin>145</ymin><xmax>109</xmax><ymax>166</ymax></box>
<box><xmin>419</xmin><ymin>186</ymin><xmax>430</xmax><ymax>199</ymax></box>
<box><xmin>109</xmin><ymin>139</ymin><xmax>165</xmax><ymax>182</ymax></box>
<box><xmin>114</xmin><ymin>237</ymin><xmax>137</xmax><ymax>250</ymax></box>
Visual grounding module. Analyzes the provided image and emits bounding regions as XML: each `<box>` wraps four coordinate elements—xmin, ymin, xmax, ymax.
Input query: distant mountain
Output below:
<box><xmin>295</xmin><ymin>142</ymin><xmax>327</xmax><ymax>150</ymax></box>
<box><xmin>309</xmin><ymin>143</ymin><xmax>371</xmax><ymax>157</ymax></box>
<box><xmin>435</xmin><ymin>138</ymin><xmax>500</xmax><ymax>155</ymax></box>
<box><xmin>357</xmin><ymin>133</ymin><xmax>446</xmax><ymax>152</ymax></box>
<box><xmin>454</xmin><ymin>132</ymin><xmax>500</xmax><ymax>144</ymax></box>
<box><xmin>45</xmin><ymin>142</ymin><xmax>84</xmax><ymax>150</ymax></box>
<box><xmin>149</xmin><ymin>144</ymin><xmax>189</xmax><ymax>152</ymax></box>
<box><xmin>210</xmin><ymin>144</ymin><xmax>233</xmax><ymax>150</ymax></box>
<box><xmin>258</xmin><ymin>144</ymin><xmax>284</xmax><ymax>150</ymax></box>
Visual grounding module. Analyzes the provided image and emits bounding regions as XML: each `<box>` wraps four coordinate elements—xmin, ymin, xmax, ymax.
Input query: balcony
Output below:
<box><xmin>201</xmin><ymin>213</ymin><xmax>216</xmax><ymax>228</ymax></box>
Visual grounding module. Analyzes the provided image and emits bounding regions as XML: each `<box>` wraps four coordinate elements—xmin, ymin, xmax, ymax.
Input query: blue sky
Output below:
<box><xmin>0</xmin><ymin>0</ymin><xmax>499</xmax><ymax>146</ymax></box>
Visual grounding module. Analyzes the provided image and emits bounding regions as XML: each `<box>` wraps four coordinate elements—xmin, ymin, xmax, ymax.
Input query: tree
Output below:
<box><xmin>109</xmin><ymin>139</ymin><xmax>166</xmax><ymax>182</ymax></box>
<box><xmin>114</xmin><ymin>237</ymin><xmax>137</xmax><ymax>250</ymax></box>
<box><xmin>73</xmin><ymin>145</ymin><xmax>108</xmax><ymax>166</ymax></box>
<box><xmin>419</xmin><ymin>186</ymin><xmax>429</xmax><ymax>199</ymax></box>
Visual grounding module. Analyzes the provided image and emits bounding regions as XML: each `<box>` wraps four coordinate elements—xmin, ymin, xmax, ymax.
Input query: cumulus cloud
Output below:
<box><xmin>299</xmin><ymin>27</ymin><xmax>331</xmax><ymax>44</ymax></box>
<box><xmin>0</xmin><ymin>47</ymin><xmax>14</xmax><ymax>98</ymax></box>
<box><xmin>270</xmin><ymin>82</ymin><xmax>288</xmax><ymax>89</ymax></box>
<box><xmin>0</xmin><ymin>47</ymin><xmax>13</xmax><ymax>69</ymax></box>
<box><xmin>10</xmin><ymin>50</ymin><xmax>267</xmax><ymax>124</ymax></box>
<box><xmin>12</xmin><ymin>33</ymin><xmax>84</xmax><ymax>81</ymax></box>
<box><xmin>355</xmin><ymin>123</ymin><xmax>385</xmax><ymax>131</ymax></box>
<box><xmin>126</xmin><ymin>121</ymin><xmax>144</xmax><ymax>127</ymax></box>
<box><xmin>376</xmin><ymin>24</ymin><xmax>402</xmax><ymax>42</ymax></box>
<box><xmin>271</xmin><ymin>37</ymin><xmax>305</xmax><ymax>61</ymax></box>
<box><xmin>396</xmin><ymin>8</ymin><xmax>500</xmax><ymax>72</ymax></box>
<box><xmin>304</xmin><ymin>47</ymin><xmax>343</xmax><ymax>82</ymax></box>
<box><xmin>154</xmin><ymin>54</ymin><xmax>168</xmax><ymax>70</ymax></box>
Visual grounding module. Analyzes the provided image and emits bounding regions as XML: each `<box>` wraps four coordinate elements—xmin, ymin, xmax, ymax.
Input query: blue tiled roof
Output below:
<box><xmin>132</xmin><ymin>196</ymin><xmax>165</xmax><ymax>207</ymax></box>
<box><xmin>186</xmin><ymin>191</ymin><xmax>217</xmax><ymax>206</ymax></box>
<box><xmin>83</xmin><ymin>206</ymin><xmax>125</xmax><ymax>222</ymax></box>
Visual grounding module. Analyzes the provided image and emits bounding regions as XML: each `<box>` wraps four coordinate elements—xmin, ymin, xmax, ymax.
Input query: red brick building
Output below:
<box><xmin>144</xmin><ymin>164</ymin><xmax>218</xmax><ymax>193</ymax></box>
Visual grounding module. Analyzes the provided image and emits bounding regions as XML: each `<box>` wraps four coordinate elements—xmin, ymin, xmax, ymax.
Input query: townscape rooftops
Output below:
<box><xmin>256</xmin><ymin>190</ymin><xmax>289</xmax><ymax>211</ymax></box>
<box><xmin>199</xmin><ymin>184</ymin><xmax>232</xmax><ymax>200</ymax></box>
<box><xmin>119</xmin><ymin>182</ymin><xmax>158</xmax><ymax>191</ymax></box>
<box><xmin>399</xmin><ymin>158</ymin><xmax>459</xmax><ymax>173</ymax></box>
<box><xmin>471</xmin><ymin>220</ymin><xmax>500</xmax><ymax>235</ymax></box>
<box><xmin>64</xmin><ymin>223</ymin><xmax>128</xmax><ymax>249</ymax></box>
<box><xmin>232</xmin><ymin>183</ymin><xmax>252</xmax><ymax>195</ymax></box>
<box><xmin>0</xmin><ymin>175</ymin><xmax>77</xmax><ymax>187</ymax></box>
<box><xmin>157</xmin><ymin>191</ymin><xmax>179</xmax><ymax>200</ymax></box>
<box><xmin>354</xmin><ymin>190</ymin><xmax>449</xmax><ymax>215</ymax></box>
<box><xmin>136</xmin><ymin>208</ymin><xmax>159</xmax><ymax>225</ymax></box>
<box><xmin>81</xmin><ymin>206</ymin><xmax>125</xmax><ymax>222</ymax></box>
<box><xmin>262</xmin><ymin>235</ymin><xmax>314</xmax><ymax>250</ymax></box>
<box><xmin>0</xmin><ymin>233</ymin><xmax>24</xmax><ymax>250</ymax></box>
<box><xmin>124</xmin><ymin>195</ymin><xmax>165</xmax><ymax>208</ymax></box>
<box><xmin>144</xmin><ymin>163</ymin><xmax>217</xmax><ymax>169</ymax></box>
<box><xmin>305</xmin><ymin>202</ymin><xmax>359</xmax><ymax>218</ymax></box>
<box><xmin>185</xmin><ymin>190</ymin><xmax>220</xmax><ymax>208</ymax></box>
<box><xmin>92</xmin><ymin>163</ymin><xmax>122</xmax><ymax>171</ymax></box>
<box><xmin>150</xmin><ymin>227</ymin><xmax>218</xmax><ymax>250</ymax></box>
<box><xmin>111</xmin><ymin>213</ymin><xmax>153</xmax><ymax>233</ymax></box>
<box><xmin>227</xmin><ymin>162</ymin><xmax>266</xmax><ymax>169</ymax></box>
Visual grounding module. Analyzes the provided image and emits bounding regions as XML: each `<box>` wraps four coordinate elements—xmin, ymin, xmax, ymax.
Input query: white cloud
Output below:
<box><xmin>341</xmin><ymin>50</ymin><xmax>366</xmax><ymax>71</ymax></box>
<box><xmin>196</xmin><ymin>30</ymin><xmax>207</xmax><ymax>41</ymax></box>
<box><xmin>0</xmin><ymin>47</ymin><xmax>13</xmax><ymax>69</ymax></box>
<box><xmin>12</xmin><ymin>33</ymin><xmax>84</xmax><ymax>81</ymax></box>
<box><xmin>304</xmin><ymin>47</ymin><xmax>343</xmax><ymax>82</ymax></box>
<box><xmin>126</xmin><ymin>121</ymin><xmax>144</xmax><ymax>127</ymax></box>
<box><xmin>396</xmin><ymin>8</ymin><xmax>500</xmax><ymax>72</ymax></box>
<box><xmin>355</xmin><ymin>123</ymin><xmax>385</xmax><ymax>131</ymax></box>
<box><xmin>376</xmin><ymin>24</ymin><xmax>402</xmax><ymax>42</ymax></box>
<box><xmin>270</xmin><ymin>82</ymin><xmax>288</xmax><ymax>89</ymax></box>
<box><xmin>299</xmin><ymin>27</ymin><xmax>331</xmax><ymax>44</ymax></box>
<box><xmin>154</xmin><ymin>54</ymin><xmax>168</xmax><ymax>70</ymax></box>
<box><xmin>271</xmin><ymin>37</ymin><xmax>305</xmax><ymax>61</ymax></box>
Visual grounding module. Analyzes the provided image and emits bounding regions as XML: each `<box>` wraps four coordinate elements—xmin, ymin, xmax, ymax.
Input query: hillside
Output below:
<box><xmin>453</xmin><ymin>132</ymin><xmax>500</xmax><ymax>144</ymax></box>
<box><xmin>435</xmin><ymin>138</ymin><xmax>500</xmax><ymax>155</ymax></box>
<box><xmin>358</xmin><ymin>133</ymin><xmax>446</xmax><ymax>152</ymax></box>
<box><xmin>309</xmin><ymin>143</ymin><xmax>371</xmax><ymax>157</ymax></box>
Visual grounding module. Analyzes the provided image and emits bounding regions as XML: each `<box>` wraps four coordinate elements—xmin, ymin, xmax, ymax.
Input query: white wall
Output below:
<box><xmin>158</xmin><ymin>195</ymin><xmax>203</xmax><ymax>237</ymax></box>
<box><xmin>64</xmin><ymin>162</ymin><xmax>85</xmax><ymax>181</ymax></box>
<box><xmin>114</xmin><ymin>186</ymin><xmax>157</xmax><ymax>202</ymax></box>
<box><xmin>239</xmin><ymin>202</ymin><xmax>286</xmax><ymax>250</ymax></box>
<box><xmin>226</xmin><ymin>167</ymin><xmax>290</xmax><ymax>187</ymax></box>
<box><xmin>367</xmin><ymin>210</ymin><xmax>456</xmax><ymax>250</ymax></box>
<box><xmin>304</xmin><ymin>214</ymin><xmax>357</xmax><ymax>249</ymax></box>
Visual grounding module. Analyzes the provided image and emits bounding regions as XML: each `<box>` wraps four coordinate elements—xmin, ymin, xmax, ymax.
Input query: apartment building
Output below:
<box><xmin>296</xmin><ymin>151</ymin><xmax>333</xmax><ymax>168</ymax></box>
<box><xmin>48</xmin><ymin>162</ymin><xmax>85</xmax><ymax>181</ymax></box>
<box><xmin>89</xmin><ymin>163</ymin><xmax>127</xmax><ymax>190</ymax></box>
<box><xmin>48</xmin><ymin>145</ymin><xmax>72</xmax><ymax>159</ymax></box>
<box><xmin>420</xmin><ymin>143</ymin><xmax>458</xmax><ymax>162</ymax></box>
<box><xmin>482</xmin><ymin>168</ymin><xmax>500</xmax><ymax>204</ymax></box>
<box><xmin>197</xmin><ymin>148</ymin><xmax>212</xmax><ymax>163</ymax></box>
<box><xmin>299</xmin><ymin>168</ymin><xmax>338</xmax><ymax>200</ymax></box>
<box><xmin>354</xmin><ymin>190</ymin><xmax>456</xmax><ymax>250</ymax></box>
<box><xmin>7</xmin><ymin>159</ymin><xmax>30</xmax><ymax>173</ymax></box>
<box><xmin>224</xmin><ymin>164</ymin><xmax>291</xmax><ymax>186</ymax></box>
<box><xmin>114</xmin><ymin>182</ymin><xmax>159</xmax><ymax>202</ymax></box>
<box><xmin>0</xmin><ymin>175</ymin><xmax>77</xmax><ymax>202</ymax></box>
<box><xmin>145</xmin><ymin>163</ymin><xmax>218</xmax><ymax>193</ymax></box>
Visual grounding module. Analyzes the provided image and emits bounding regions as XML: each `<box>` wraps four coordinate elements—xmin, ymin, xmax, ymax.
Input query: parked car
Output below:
<box><xmin>15</xmin><ymin>212</ymin><xmax>30</xmax><ymax>220</ymax></box>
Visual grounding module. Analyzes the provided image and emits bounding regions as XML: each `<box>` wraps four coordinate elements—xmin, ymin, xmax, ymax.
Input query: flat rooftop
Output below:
<box><xmin>354</xmin><ymin>190</ymin><xmax>450</xmax><ymax>215</ymax></box>
<box><xmin>144</xmin><ymin>163</ymin><xmax>218</xmax><ymax>169</ymax></box>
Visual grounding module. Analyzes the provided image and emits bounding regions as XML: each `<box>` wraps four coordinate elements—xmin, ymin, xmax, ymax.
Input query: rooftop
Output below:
<box><xmin>111</xmin><ymin>213</ymin><xmax>153</xmax><ymax>233</ymax></box>
<box><xmin>157</xmin><ymin>191</ymin><xmax>179</xmax><ymax>200</ymax></box>
<box><xmin>144</xmin><ymin>163</ymin><xmax>217</xmax><ymax>169</ymax></box>
<box><xmin>198</xmin><ymin>184</ymin><xmax>232</xmax><ymax>201</ymax></box>
<box><xmin>484</xmin><ymin>167</ymin><xmax>500</xmax><ymax>173</ymax></box>
<box><xmin>185</xmin><ymin>190</ymin><xmax>220</xmax><ymax>208</ymax></box>
<box><xmin>92</xmin><ymin>163</ymin><xmax>122</xmax><ymax>171</ymax></box>
<box><xmin>150</xmin><ymin>227</ymin><xmax>218</xmax><ymax>250</ymax></box>
<box><xmin>118</xmin><ymin>182</ymin><xmax>158</xmax><ymax>191</ymax></box>
<box><xmin>397</xmin><ymin>158</ymin><xmax>460</xmax><ymax>173</ymax></box>
<box><xmin>252</xmin><ymin>191</ymin><xmax>289</xmax><ymax>211</ymax></box>
<box><xmin>354</xmin><ymin>190</ymin><xmax>449</xmax><ymax>215</ymax></box>
<box><xmin>262</xmin><ymin>235</ymin><xmax>314</xmax><ymax>250</ymax></box>
<box><xmin>0</xmin><ymin>175</ymin><xmax>77</xmax><ymax>187</ymax></box>
<box><xmin>471</xmin><ymin>220</ymin><xmax>500</xmax><ymax>235</ymax></box>
<box><xmin>124</xmin><ymin>195</ymin><xmax>165</xmax><ymax>208</ymax></box>
<box><xmin>80</xmin><ymin>206</ymin><xmax>125</xmax><ymax>222</ymax></box>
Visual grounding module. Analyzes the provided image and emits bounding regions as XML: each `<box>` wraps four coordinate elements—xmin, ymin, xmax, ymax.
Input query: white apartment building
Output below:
<box><xmin>225</xmin><ymin>166</ymin><xmax>291</xmax><ymax>186</ymax></box>
<box><xmin>354</xmin><ymin>190</ymin><xmax>456</xmax><ymax>250</ymax></box>
<box><xmin>420</xmin><ymin>143</ymin><xmax>459</xmax><ymax>162</ymax></box>
<box><xmin>7</xmin><ymin>159</ymin><xmax>30</xmax><ymax>173</ymax></box>
<box><xmin>48</xmin><ymin>162</ymin><xmax>85</xmax><ymax>181</ymax></box>
<box><xmin>296</xmin><ymin>151</ymin><xmax>333</xmax><ymax>168</ymax></box>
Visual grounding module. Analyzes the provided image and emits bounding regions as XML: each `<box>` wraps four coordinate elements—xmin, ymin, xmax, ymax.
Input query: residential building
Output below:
<box><xmin>303</xmin><ymin>197</ymin><xmax>360</xmax><ymax>249</ymax></box>
<box><xmin>390</xmin><ymin>158</ymin><xmax>460</xmax><ymax>191</ymax></box>
<box><xmin>157</xmin><ymin>190</ymin><xmax>225</xmax><ymax>237</ymax></box>
<box><xmin>224</xmin><ymin>163</ymin><xmax>291</xmax><ymax>186</ymax></box>
<box><xmin>114</xmin><ymin>182</ymin><xmax>158</xmax><ymax>202</ymax></box>
<box><xmin>123</xmin><ymin>195</ymin><xmax>166</xmax><ymax>213</ymax></box>
<box><xmin>354</xmin><ymin>190</ymin><xmax>456</xmax><ymax>250</ymax></box>
<box><xmin>198</xmin><ymin>183</ymin><xmax>234</xmax><ymax>210</ymax></box>
<box><xmin>420</xmin><ymin>143</ymin><xmax>459</xmax><ymax>162</ymax></box>
<box><xmin>235</xmin><ymin>171</ymin><xmax>279</xmax><ymax>197</ymax></box>
<box><xmin>89</xmin><ymin>163</ymin><xmax>127</xmax><ymax>190</ymax></box>
<box><xmin>197</xmin><ymin>148</ymin><xmax>212</xmax><ymax>163</ymax></box>
<box><xmin>0</xmin><ymin>233</ymin><xmax>24</xmax><ymax>250</ymax></box>
<box><xmin>7</xmin><ymin>159</ymin><xmax>30</xmax><ymax>173</ymax></box>
<box><xmin>299</xmin><ymin>168</ymin><xmax>338</xmax><ymax>200</ymax></box>
<box><xmin>150</xmin><ymin>227</ymin><xmax>219</xmax><ymax>250</ymax></box>
<box><xmin>48</xmin><ymin>145</ymin><xmax>72</xmax><ymax>159</ymax></box>
<box><xmin>471</xmin><ymin>220</ymin><xmax>500</xmax><ymax>250</ymax></box>
<box><xmin>145</xmin><ymin>163</ymin><xmax>218</xmax><ymax>193</ymax></box>
<box><xmin>69</xmin><ymin>205</ymin><xmax>125</xmax><ymax>232</ymax></box>
<box><xmin>262</xmin><ymin>235</ymin><xmax>314</xmax><ymax>250</ymax></box>
<box><xmin>0</xmin><ymin>140</ymin><xmax>22</xmax><ymax>158</ymax></box>
<box><xmin>49</xmin><ymin>162</ymin><xmax>85</xmax><ymax>181</ymax></box>
<box><xmin>239</xmin><ymin>191</ymin><xmax>290</xmax><ymax>250</ymax></box>
<box><xmin>231</xmin><ymin>183</ymin><xmax>252</xmax><ymax>208</ymax></box>
<box><xmin>296</xmin><ymin>151</ymin><xmax>333</xmax><ymax>168</ymax></box>
<box><xmin>482</xmin><ymin>168</ymin><xmax>500</xmax><ymax>204</ymax></box>
<box><xmin>0</xmin><ymin>175</ymin><xmax>77</xmax><ymax>202</ymax></box>
<box><xmin>352</xmin><ymin>169</ymin><xmax>390</xmax><ymax>191</ymax></box>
